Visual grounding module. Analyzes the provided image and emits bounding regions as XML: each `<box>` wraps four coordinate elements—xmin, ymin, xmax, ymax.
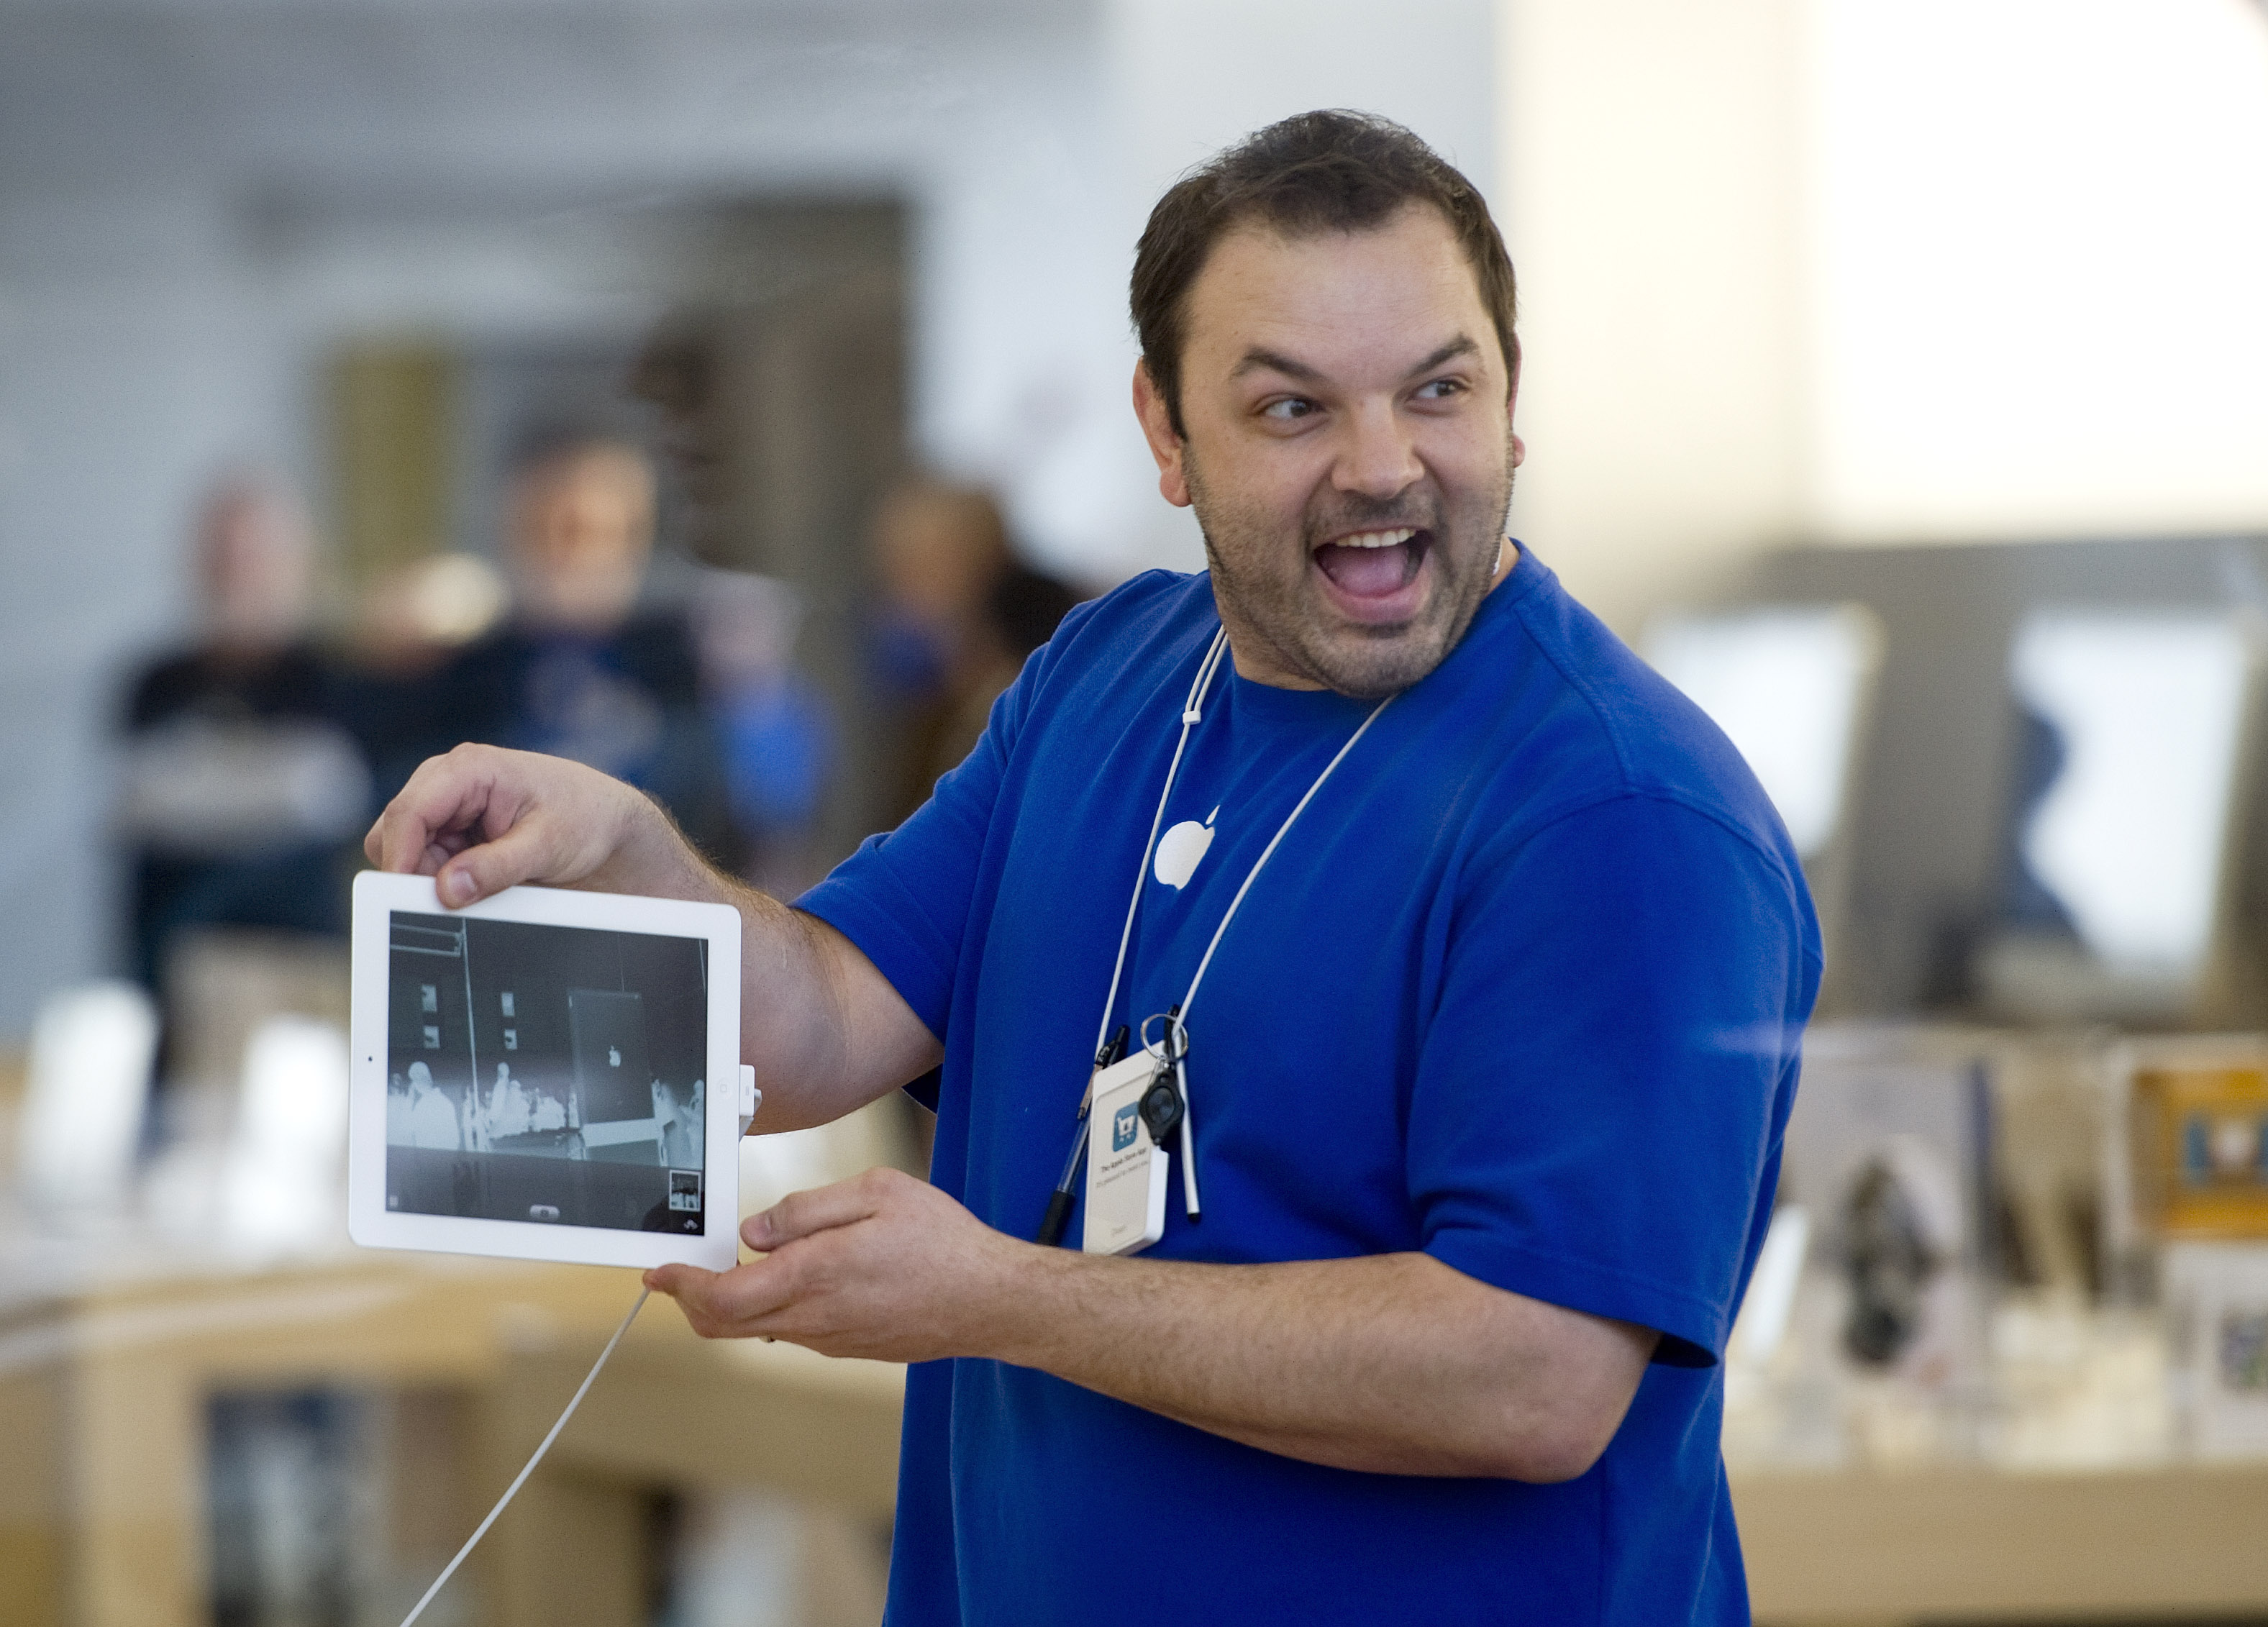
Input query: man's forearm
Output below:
<box><xmin>982</xmin><ymin>1246</ymin><xmax>1654</xmax><ymax>1480</ymax></box>
<box><xmin>598</xmin><ymin>797</ymin><xmax>941</xmax><ymax>1131</ymax></box>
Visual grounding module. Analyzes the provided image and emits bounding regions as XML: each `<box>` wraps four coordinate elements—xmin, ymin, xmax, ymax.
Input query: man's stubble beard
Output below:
<box><xmin>1183</xmin><ymin>428</ymin><xmax>1518</xmax><ymax>700</ymax></box>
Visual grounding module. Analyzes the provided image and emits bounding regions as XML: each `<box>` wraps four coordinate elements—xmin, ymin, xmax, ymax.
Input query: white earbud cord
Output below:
<box><xmin>397</xmin><ymin>1285</ymin><xmax>652</xmax><ymax>1627</ymax></box>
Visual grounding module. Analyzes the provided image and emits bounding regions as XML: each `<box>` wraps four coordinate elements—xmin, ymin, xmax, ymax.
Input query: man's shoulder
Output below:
<box><xmin>1049</xmin><ymin>567</ymin><xmax>1208</xmax><ymax>649</ymax></box>
<box><xmin>1447</xmin><ymin>550</ymin><xmax>1803</xmax><ymax>873</ymax></box>
<box><xmin>1009</xmin><ymin>568</ymin><xmax>1213</xmax><ymax>707</ymax></box>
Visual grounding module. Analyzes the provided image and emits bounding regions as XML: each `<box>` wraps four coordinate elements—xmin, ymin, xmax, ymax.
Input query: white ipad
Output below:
<box><xmin>347</xmin><ymin>870</ymin><xmax>743</xmax><ymax>1271</ymax></box>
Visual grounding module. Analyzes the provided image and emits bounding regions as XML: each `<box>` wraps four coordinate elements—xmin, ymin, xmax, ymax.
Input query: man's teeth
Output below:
<box><xmin>1335</xmin><ymin>528</ymin><xmax>1418</xmax><ymax>550</ymax></box>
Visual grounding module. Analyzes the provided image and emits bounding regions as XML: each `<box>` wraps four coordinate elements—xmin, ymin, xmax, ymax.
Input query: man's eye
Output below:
<box><xmin>1414</xmin><ymin>378</ymin><xmax>1467</xmax><ymax>401</ymax></box>
<box><xmin>1260</xmin><ymin>398</ymin><xmax>1318</xmax><ymax>421</ymax></box>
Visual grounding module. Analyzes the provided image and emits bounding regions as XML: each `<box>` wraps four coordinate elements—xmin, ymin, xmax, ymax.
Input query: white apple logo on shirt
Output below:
<box><xmin>1153</xmin><ymin>806</ymin><xmax>1220</xmax><ymax>890</ymax></box>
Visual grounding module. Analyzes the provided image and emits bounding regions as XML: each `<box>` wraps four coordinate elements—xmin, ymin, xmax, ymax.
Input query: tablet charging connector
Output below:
<box><xmin>396</xmin><ymin>1284</ymin><xmax>652</xmax><ymax>1627</ymax></box>
<box><xmin>738</xmin><ymin>1064</ymin><xmax>761</xmax><ymax>1136</ymax></box>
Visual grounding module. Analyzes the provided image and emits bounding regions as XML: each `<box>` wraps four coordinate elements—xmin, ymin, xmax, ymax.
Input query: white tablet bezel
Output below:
<box><xmin>347</xmin><ymin>870</ymin><xmax>742</xmax><ymax>1271</ymax></box>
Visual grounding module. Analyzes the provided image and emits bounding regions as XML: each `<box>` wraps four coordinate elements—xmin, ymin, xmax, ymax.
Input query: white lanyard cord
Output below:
<box><xmin>1083</xmin><ymin>619</ymin><xmax>1394</xmax><ymax>1220</ymax></box>
<box><xmin>1161</xmin><ymin>683</ymin><xmax>1391</xmax><ymax>1221</ymax></box>
<box><xmin>1088</xmin><ymin>625</ymin><xmax>1233</xmax><ymax>1059</ymax></box>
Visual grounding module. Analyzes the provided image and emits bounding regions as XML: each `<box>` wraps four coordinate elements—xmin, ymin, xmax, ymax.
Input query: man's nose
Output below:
<box><xmin>1333</xmin><ymin>401</ymin><xmax>1424</xmax><ymax>501</ymax></box>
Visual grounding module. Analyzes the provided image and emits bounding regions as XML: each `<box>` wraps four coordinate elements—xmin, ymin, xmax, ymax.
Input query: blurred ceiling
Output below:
<box><xmin>0</xmin><ymin>0</ymin><xmax>1096</xmax><ymax>192</ymax></box>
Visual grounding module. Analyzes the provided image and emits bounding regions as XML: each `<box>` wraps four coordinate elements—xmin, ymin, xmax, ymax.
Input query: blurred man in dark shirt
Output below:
<box><xmin>433</xmin><ymin>428</ymin><xmax>733</xmax><ymax>860</ymax></box>
<box><xmin>117</xmin><ymin>477</ymin><xmax>370</xmax><ymax>990</ymax></box>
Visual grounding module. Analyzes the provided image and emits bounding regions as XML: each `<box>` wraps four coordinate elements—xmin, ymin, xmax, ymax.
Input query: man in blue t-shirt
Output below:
<box><xmin>370</xmin><ymin>111</ymin><xmax>1819</xmax><ymax>1624</ymax></box>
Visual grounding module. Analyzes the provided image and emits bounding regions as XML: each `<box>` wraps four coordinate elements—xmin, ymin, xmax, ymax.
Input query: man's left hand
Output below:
<box><xmin>645</xmin><ymin>1167</ymin><xmax>1023</xmax><ymax>1364</ymax></box>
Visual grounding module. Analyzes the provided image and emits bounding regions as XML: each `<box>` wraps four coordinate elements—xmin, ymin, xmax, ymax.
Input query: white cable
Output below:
<box><xmin>397</xmin><ymin>1284</ymin><xmax>652</xmax><ymax>1627</ymax></box>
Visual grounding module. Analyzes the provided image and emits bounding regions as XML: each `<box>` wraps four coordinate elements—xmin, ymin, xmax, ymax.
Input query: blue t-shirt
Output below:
<box><xmin>798</xmin><ymin>547</ymin><xmax>1821</xmax><ymax>1626</ymax></box>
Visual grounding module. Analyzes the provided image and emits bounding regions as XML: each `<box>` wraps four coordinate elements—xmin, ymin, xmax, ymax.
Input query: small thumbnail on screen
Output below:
<box><xmin>385</xmin><ymin>911</ymin><xmax>709</xmax><ymax>1234</ymax></box>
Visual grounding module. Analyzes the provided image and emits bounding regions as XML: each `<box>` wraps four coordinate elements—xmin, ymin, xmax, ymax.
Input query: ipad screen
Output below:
<box><xmin>384</xmin><ymin>908</ymin><xmax>711</xmax><ymax>1236</ymax></box>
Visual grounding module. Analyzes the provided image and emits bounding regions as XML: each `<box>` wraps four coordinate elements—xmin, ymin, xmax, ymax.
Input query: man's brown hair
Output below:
<box><xmin>1129</xmin><ymin>110</ymin><xmax>1518</xmax><ymax>439</ymax></box>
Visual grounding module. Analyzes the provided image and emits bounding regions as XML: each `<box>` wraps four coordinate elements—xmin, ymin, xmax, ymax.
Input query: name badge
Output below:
<box><xmin>1083</xmin><ymin>1051</ymin><xmax>1169</xmax><ymax>1256</ymax></box>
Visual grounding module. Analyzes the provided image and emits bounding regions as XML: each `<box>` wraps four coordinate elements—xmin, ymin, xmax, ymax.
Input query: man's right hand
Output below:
<box><xmin>364</xmin><ymin>743</ymin><xmax>705</xmax><ymax>908</ymax></box>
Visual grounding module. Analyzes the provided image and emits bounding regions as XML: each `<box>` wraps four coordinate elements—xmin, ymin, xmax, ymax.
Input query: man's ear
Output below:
<box><xmin>1503</xmin><ymin>333</ymin><xmax>1526</xmax><ymax>472</ymax></box>
<box><xmin>1131</xmin><ymin>362</ymin><xmax>1192</xmax><ymax>509</ymax></box>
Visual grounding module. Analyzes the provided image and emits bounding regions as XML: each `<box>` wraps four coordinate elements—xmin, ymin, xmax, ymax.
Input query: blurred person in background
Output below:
<box><xmin>867</xmin><ymin>478</ymin><xmax>1078</xmax><ymax>820</ymax></box>
<box><xmin>432</xmin><ymin>425</ymin><xmax>734</xmax><ymax>860</ymax></box>
<box><xmin>116</xmin><ymin>475</ymin><xmax>370</xmax><ymax>991</ymax></box>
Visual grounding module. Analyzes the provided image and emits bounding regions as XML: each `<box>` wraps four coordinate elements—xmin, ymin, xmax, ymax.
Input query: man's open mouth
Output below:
<box><xmin>1313</xmin><ymin>527</ymin><xmax>1429</xmax><ymax>601</ymax></box>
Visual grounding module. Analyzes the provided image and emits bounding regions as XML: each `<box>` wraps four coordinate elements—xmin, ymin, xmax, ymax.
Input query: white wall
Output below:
<box><xmin>1498</xmin><ymin>0</ymin><xmax>1810</xmax><ymax>637</ymax></box>
<box><xmin>1497</xmin><ymin>0</ymin><xmax>2268</xmax><ymax>638</ymax></box>
<box><xmin>1807</xmin><ymin>0</ymin><xmax>2268</xmax><ymax>542</ymax></box>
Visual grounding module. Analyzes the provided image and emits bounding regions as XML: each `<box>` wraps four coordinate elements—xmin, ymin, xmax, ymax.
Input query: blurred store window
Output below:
<box><xmin>1979</xmin><ymin>611</ymin><xmax>2265</xmax><ymax>1024</ymax></box>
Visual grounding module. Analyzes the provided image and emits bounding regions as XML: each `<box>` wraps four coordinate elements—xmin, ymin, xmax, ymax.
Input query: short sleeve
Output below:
<box><xmin>795</xmin><ymin>661</ymin><xmax>1031</xmax><ymax>1042</ymax></box>
<box><xmin>1408</xmin><ymin>793</ymin><xmax>1816</xmax><ymax>1367</ymax></box>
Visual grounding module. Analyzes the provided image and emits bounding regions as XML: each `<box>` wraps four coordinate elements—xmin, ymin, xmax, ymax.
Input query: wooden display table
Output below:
<box><xmin>1735</xmin><ymin>1464</ymin><xmax>2268</xmax><ymax>1624</ymax></box>
<box><xmin>0</xmin><ymin>1248</ymin><xmax>900</xmax><ymax>1627</ymax></box>
<box><xmin>9</xmin><ymin>1242</ymin><xmax>2268</xmax><ymax>1627</ymax></box>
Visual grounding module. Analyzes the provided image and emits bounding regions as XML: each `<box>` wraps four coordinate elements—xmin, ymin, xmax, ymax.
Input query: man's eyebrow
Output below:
<box><xmin>1231</xmin><ymin>346</ymin><xmax>1323</xmax><ymax>383</ymax></box>
<box><xmin>1229</xmin><ymin>334</ymin><xmax>1485</xmax><ymax>386</ymax></box>
<box><xmin>1408</xmin><ymin>334</ymin><xmax>1482</xmax><ymax>376</ymax></box>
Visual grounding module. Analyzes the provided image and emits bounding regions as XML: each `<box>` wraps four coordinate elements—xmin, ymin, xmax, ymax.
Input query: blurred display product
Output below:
<box><xmin>1727</xmin><ymin>1024</ymin><xmax>2176</xmax><ymax>1474</ymax></box>
<box><xmin>1762</xmin><ymin>1026</ymin><xmax>1997</xmax><ymax>1467</ymax></box>
<box><xmin>1977</xmin><ymin>609</ymin><xmax>2267</xmax><ymax>1026</ymax></box>
<box><xmin>1734</xmin><ymin>536</ymin><xmax>2268</xmax><ymax>1024</ymax></box>
<box><xmin>2163</xmin><ymin>1241</ymin><xmax>2268</xmax><ymax>1461</ymax></box>
<box><xmin>14</xmin><ymin>980</ymin><xmax>159</xmax><ymax>1218</ymax></box>
<box><xmin>217</xmin><ymin>1013</ymin><xmax>350</xmax><ymax>1258</ymax></box>
<box><xmin>1985</xmin><ymin>1295</ymin><xmax>2172</xmax><ymax>1471</ymax></box>
<box><xmin>1723</xmin><ymin>1026</ymin><xmax>2268</xmax><ymax>1475</ymax></box>
<box><xmin>2129</xmin><ymin>1057</ymin><xmax>2268</xmax><ymax>1239</ymax></box>
<box><xmin>142</xmin><ymin>929</ymin><xmax>352</xmax><ymax>1243</ymax></box>
<box><xmin>1782</xmin><ymin>1026</ymin><xmax>1991</xmax><ymax>1382</ymax></box>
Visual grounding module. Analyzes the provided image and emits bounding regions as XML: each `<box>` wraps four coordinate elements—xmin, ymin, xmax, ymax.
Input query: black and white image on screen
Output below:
<box><xmin>383</xmin><ymin>911</ymin><xmax>709</xmax><ymax>1234</ymax></box>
